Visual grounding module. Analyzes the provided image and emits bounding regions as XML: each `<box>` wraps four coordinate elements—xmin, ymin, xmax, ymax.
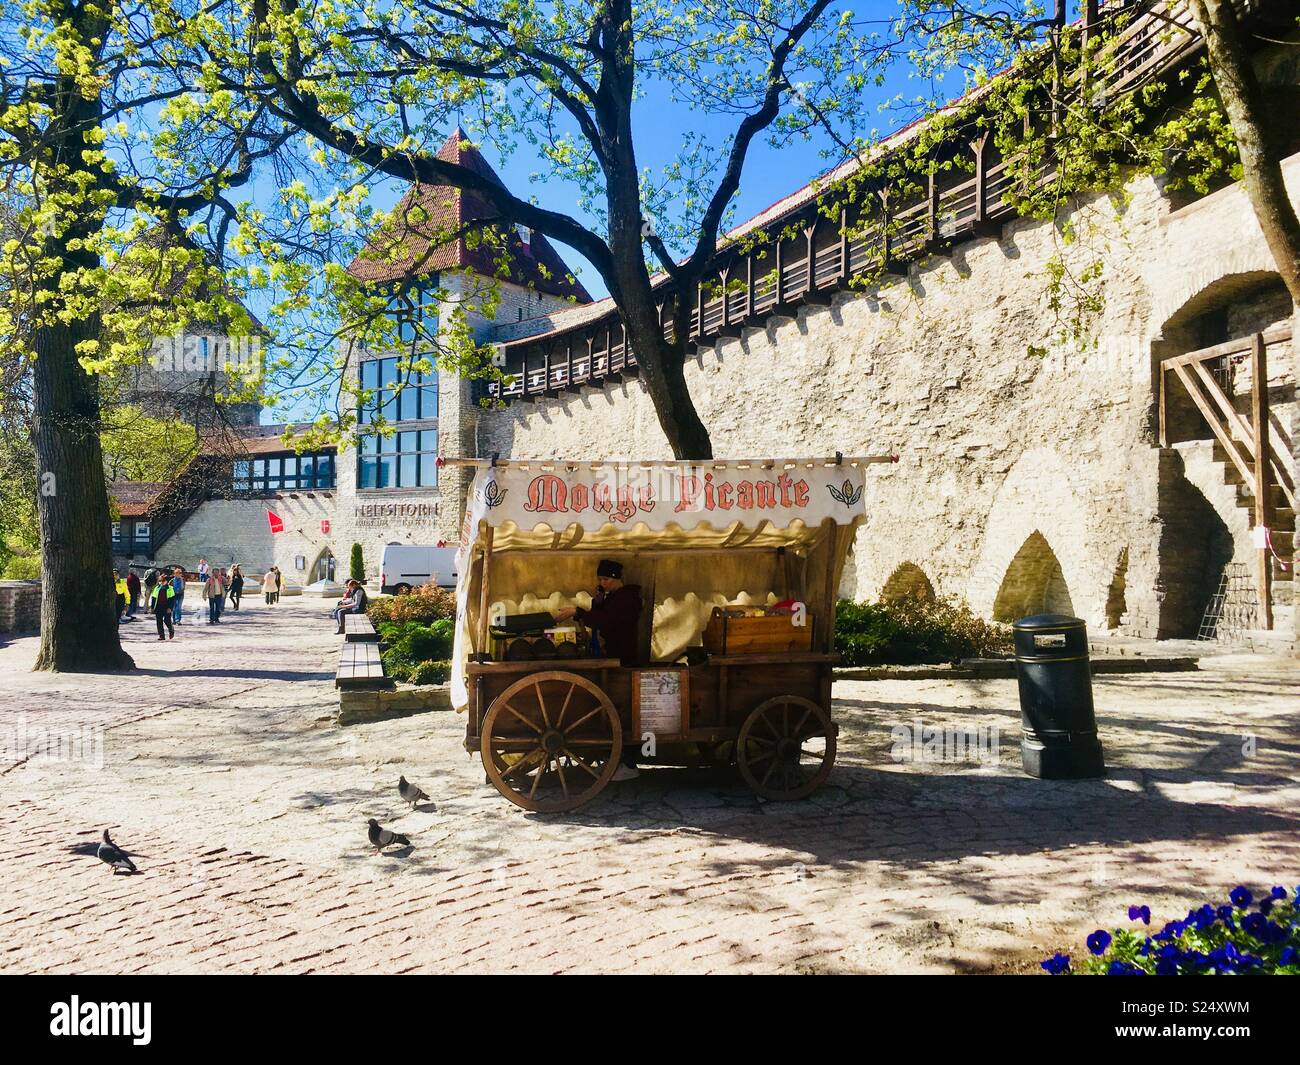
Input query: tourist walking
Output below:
<box><xmin>203</xmin><ymin>569</ymin><xmax>224</xmax><ymax>624</ymax></box>
<box><xmin>261</xmin><ymin>568</ymin><xmax>277</xmax><ymax>605</ymax></box>
<box><xmin>125</xmin><ymin>569</ymin><xmax>141</xmax><ymax>618</ymax></box>
<box><xmin>114</xmin><ymin>570</ymin><xmax>128</xmax><ymax>623</ymax></box>
<box><xmin>143</xmin><ymin>567</ymin><xmax>157</xmax><ymax>610</ymax></box>
<box><xmin>198</xmin><ymin>558</ymin><xmax>209</xmax><ymax>582</ymax></box>
<box><xmin>273</xmin><ymin>565</ymin><xmax>283</xmax><ymax>604</ymax></box>
<box><xmin>229</xmin><ymin>565</ymin><xmax>244</xmax><ymax>610</ymax></box>
<box><xmin>171</xmin><ymin>567</ymin><xmax>186</xmax><ymax>626</ymax></box>
<box><xmin>152</xmin><ymin>573</ymin><xmax>175</xmax><ymax>640</ymax></box>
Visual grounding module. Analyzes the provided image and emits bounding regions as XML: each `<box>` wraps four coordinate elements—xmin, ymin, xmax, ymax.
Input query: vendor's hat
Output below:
<box><xmin>596</xmin><ymin>559</ymin><xmax>623</xmax><ymax>579</ymax></box>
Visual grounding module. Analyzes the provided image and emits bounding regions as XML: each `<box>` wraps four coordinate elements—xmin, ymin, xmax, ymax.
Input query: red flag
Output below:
<box><xmin>267</xmin><ymin>509</ymin><xmax>285</xmax><ymax>534</ymax></box>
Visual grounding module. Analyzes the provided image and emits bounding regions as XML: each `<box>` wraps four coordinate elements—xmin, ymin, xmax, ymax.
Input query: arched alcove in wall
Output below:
<box><xmin>992</xmin><ymin>531</ymin><xmax>1075</xmax><ymax>622</ymax></box>
<box><xmin>1104</xmin><ymin>547</ymin><xmax>1129</xmax><ymax>630</ymax></box>
<box><xmin>880</xmin><ymin>561</ymin><xmax>936</xmax><ymax>604</ymax></box>
<box><xmin>309</xmin><ymin>546</ymin><xmax>336</xmax><ymax>583</ymax></box>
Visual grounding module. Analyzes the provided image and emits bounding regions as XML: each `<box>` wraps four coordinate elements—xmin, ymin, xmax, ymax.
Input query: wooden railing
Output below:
<box><xmin>491</xmin><ymin>0</ymin><xmax>1223</xmax><ymax>403</ymax></box>
<box><xmin>1159</xmin><ymin>324</ymin><xmax>1297</xmax><ymax>629</ymax></box>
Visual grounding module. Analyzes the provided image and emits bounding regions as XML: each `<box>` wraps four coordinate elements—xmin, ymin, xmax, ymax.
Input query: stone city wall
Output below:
<box><xmin>476</xmin><ymin>158</ymin><xmax>1300</xmax><ymax>644</ymax></box>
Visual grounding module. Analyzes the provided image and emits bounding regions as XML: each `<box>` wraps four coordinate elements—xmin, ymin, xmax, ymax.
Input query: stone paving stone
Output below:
<box><xmin>1</xmin><ymin>600</ymin><xmax>1298</xmax><ymax>972</ymax></box>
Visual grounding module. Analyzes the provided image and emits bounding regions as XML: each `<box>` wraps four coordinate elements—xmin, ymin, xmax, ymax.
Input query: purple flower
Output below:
<box><xmin>1190</xmin><ymin>904</ymin><xmax>1216</xmax><ymax>931</ymax></box>
<box><xmin>1155</xmin><ymin>958</ymin><xmax>1179</xmax><ymax>976</ymax></box>
<box><xmin>1280</xmin><ymin>947</ymin><xmax>1297</xmax><ymax>966</ymax></box>
<box><xmin>1138</xmin><ymin>938</ymin><xmax>1152</xmax><ymax>957</ymax></box>
<box><xmin>1128</xmin><ymin>905</ymin><xmax>1151</xmax><ymax>925</ymax></box>
<box><xmin>1040</xmin><ymin>952</ymin><xmax>1071</xmax><ymax>975</ymax></box>
<box><xmin>1156</xmin><ymin>920</ymin><xmax>1186</xmax><ymax>941</ymax></box>
<box><xmin>1108</xmin><ymin>961</ymin><xmax>1146</xmax><ymax>975</ymax></box>
<box><xmin>1230</xmin><ymin>885</ymin><xmax>1252</xmax><ymax>908</ymax></box>
<box><xmin>1271</xmin><ymin>886</ymin><xmax>1287</xmax><ymax>900</ymax></box>
<box><xmin>1259</xmin><ymin>899</ymin><xmax>1274</xmax><ymax>916</ymax></box>
<box><xmin>1087</xmin><ymin>929</ymin><xmax>1113</xmax><ymax>956</ymax></box>
<box><xmin>1242</xmin><ymin>912</ymin><xmax>1268</xmax><ymax>938</ymax></box>
<box><xmin>1216</xmin><ymin>904</ymin><xmax>1234</xmax><ymax>921</ymax></box>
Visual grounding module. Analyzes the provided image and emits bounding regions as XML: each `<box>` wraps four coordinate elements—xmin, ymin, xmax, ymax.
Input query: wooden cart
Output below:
<box><xmin>447</xmin><ymin>456</ymin><xmax>891</xmax><ymax>813</ymax></box>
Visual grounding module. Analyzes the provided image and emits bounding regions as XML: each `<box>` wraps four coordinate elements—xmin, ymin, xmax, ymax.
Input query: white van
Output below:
<box><xmin>379</xmin><ymin>544</ymin><xmax>459</xmax><ymax>594</ymax></box>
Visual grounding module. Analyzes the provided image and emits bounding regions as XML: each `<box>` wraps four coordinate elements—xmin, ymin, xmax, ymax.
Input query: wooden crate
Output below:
<box><xmin>702</xmin><ymin>608</ymin><xmax>813</xmax><ymax>655</ymax></box>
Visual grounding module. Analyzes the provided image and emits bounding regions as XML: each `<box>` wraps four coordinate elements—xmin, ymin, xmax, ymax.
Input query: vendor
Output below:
<box><xmin>554</xmin><ymin>559</ymin><xmax>642</xmax><ymax>666</ymax></box>
<box><xmin>553</xmin><ymin>559</ymin><xmax>644</xmax><ymax>665</ymax></box>
<box><xmin>554</xmin><ymin>559</ymin><xmax>644</xmax><ymax>781</ymax></box>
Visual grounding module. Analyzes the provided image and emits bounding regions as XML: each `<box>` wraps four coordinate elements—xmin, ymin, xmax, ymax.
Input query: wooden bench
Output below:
<box><xmin>342</xmin><ymin>614</ymin><xmax>378</xmax><ymax>642</ymax></box>
<box><xmin>335</xmin><ymin>641</ymin><xmax>391</xmax><ymax>689</ymax></box>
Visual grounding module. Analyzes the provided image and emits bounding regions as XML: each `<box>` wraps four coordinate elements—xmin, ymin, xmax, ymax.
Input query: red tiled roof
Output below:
<box><xmin>347</xmin><ymin>130</ymin><xmax>592</xmax><ymax>303</ymax></box>
<box><xmin>109</xmin><ymin>481</ymin><xmax>169</xmax><ymax>518</ymax></box>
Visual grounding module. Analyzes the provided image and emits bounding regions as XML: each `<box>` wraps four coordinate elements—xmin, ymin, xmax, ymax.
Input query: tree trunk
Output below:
<box><xmin>32</xmin><ymin>311</ymin><xmax>133</xmax><ymax>672</ymax></box>
<box><xmin>31</xmin><ymin>65</ymin><xmax>133</xmax><ymax>672</ymax></box>
<box><xmin>1187</xmin><ymin>0</ymin><xmax>1300</xmax><ymax>305</ymax></box>
<box><xmin>617</xmin><ymin>291</ymin><xmax>714</xmax><ymax>460</ymax></box>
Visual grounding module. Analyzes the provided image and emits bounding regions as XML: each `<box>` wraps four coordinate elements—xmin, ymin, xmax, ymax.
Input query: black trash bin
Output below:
<box><xmin>1013</xmin><ymin>614</ymin><xmax>1104</xmax><ymax>779</ymax></box>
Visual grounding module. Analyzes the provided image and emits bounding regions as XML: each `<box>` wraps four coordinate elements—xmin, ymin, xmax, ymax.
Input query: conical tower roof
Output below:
<box><xmin>347</xmin><ymin>129</ymin><xmax>591</xmax><ymax>302</ymax></box>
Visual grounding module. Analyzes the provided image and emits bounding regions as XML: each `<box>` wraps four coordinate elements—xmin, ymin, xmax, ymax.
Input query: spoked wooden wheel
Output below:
<box><xmin>737</xmin><ymin>696</ymin><xmax>836</xmax><ymax>801</ymax></box>
<box><xmin>481</xmin><ymin>671</ymin><xmax>623</xmax><ymax>813</ymax></box>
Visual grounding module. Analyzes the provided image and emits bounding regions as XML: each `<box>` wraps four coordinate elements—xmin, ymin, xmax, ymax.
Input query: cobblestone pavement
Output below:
<box><xmin>2</xmin><ymin>600</ymin><xmax>1297</xmax><ymax>973</ymax></box>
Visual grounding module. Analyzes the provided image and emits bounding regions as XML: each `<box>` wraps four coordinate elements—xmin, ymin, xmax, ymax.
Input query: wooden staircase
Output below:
<box><xmin>1213</xmin><ymin>440</ymin><xmax>1294</xmax><ymax>640</ymax></box>
<box><xmin>1161</xmin><ymin>324</ymin><xmax>1296</xmax><ymax>640</ymax></box>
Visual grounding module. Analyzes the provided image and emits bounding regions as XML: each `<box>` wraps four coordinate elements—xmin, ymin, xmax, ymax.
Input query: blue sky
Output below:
<box><xmin>256</xmin><ymin>2</ymin><xmax>1080</xmax><ymax>421</ymax></box>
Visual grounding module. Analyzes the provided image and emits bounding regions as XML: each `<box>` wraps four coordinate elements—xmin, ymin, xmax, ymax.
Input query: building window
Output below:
<box><xmin>134</xmin><ymin>521</ymin><xmax>151</xmax><ymax>542</ymax></box>
<box><xmin>358</xmin><ymin>429</ymin><xmax>438</xmax><ymax>489</ymax></box>
<box><xmin>233</xmin><ymin>451</ymin><xmax>335</xmax><ymax>494</ymax></box>
<box><xmin>111</xmin><ymin>521</ymin><xmax>121</xmax><ymax>543</ymax></box>
<box><xmin>389</xmin><ymin>278</ymin><xmax>439</xmax><ymax>345</ymax></box>
<box><xmin>359</xmin><ymin>356</ymin><xmax>438</xmax><ymax>425</ymax></box>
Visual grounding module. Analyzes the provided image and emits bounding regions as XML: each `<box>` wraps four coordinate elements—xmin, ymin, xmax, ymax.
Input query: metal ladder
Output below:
<box><xmin>1198</xmin><ymin>562</ymin><xmax>1257</xmax><ymax>642</ymax></box>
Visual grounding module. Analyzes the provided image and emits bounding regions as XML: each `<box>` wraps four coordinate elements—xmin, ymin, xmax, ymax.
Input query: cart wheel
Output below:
<box><xmin>480</xmin><ymin>671</ymin><xmax>623</xmax><ymax>813</ymax></box>
<box><xmin>737</xmin><ymin>696</ymin><xmax>835</xmax><ymax>801</ymax></box>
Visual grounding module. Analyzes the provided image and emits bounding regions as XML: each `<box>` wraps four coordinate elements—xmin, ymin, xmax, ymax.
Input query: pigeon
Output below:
<box><xmin>368</xmin><ymin>819</ymin><xmax>411</xmax><ymax>855</ymax></box>
<box><xmin>397</xmin><ymin>775</ymin><xmax>429</xmax><ymax>809</ymax></box>
<box><xmin>96</xmin><ymin>830</ymin><xmax>137</xmax><ymax>874</ymax></box>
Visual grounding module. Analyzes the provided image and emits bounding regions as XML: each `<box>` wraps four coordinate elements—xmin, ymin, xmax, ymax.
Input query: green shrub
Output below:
<box><xmin>834</xmin><ymin>595</ymin><xmax>1011</xmax><ymax>666</ymax></box>
<box><xmin>368</xmin><ymin>583</ymin><xmax>455</xmax><ymax>627</ymax></box>
<box><xmin>408</xmin><ymin>660</ymin><xmax>451</xmax><ymax>686</ymax></box>
<box><xmin>382</xmin><ymin>618</ymin><xmax>455</xmax><ymax>681</ymax></box>
<box><xmin>1</xmin><ymin>554</ymin><xmax>40</xmax><ymax>580</ymax></box>
<box><xmin>350</xmin><ymin>542</ymin><xmax>365</xmax><ymax>582</ymax></box>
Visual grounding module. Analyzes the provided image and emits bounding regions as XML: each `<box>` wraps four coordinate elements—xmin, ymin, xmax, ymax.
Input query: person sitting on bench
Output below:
<box><xmin>332</xmin><ymin>579</ymin><xmax>368</xmax><ymax>633</ymax></box>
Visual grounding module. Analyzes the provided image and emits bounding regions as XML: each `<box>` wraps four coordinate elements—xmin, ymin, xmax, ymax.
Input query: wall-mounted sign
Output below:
<box><xmin>294</xmin><ymin>555</ymin><xmax>306</xmax><ymax>571</ymax></box>
<box><xmin>321</xmin><ymin>519</ymin><xmax>331</xmax><ymax>534</ymax></box>
<box><xmin>353</xmin><ymin>502</ymin><xmax>439</xmax><ymax>528</ymax></box>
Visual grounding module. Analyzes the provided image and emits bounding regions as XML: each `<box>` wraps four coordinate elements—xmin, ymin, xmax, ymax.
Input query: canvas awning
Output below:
<box><xmin>448</xmin><ymin>457</ymin><xmax>890</xmax><ymax>708</ymax></box>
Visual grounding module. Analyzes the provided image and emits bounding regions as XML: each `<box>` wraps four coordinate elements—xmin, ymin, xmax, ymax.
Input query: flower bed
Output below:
<box><xmin>1042</xmin><ymin>886</ymin><xmax>1300</xmax><ymax>975</ymax></box>
<box><xmin>366</xmin><ymin>584</ymin><xmax>456</xmax><ymax>685</ymax></box>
